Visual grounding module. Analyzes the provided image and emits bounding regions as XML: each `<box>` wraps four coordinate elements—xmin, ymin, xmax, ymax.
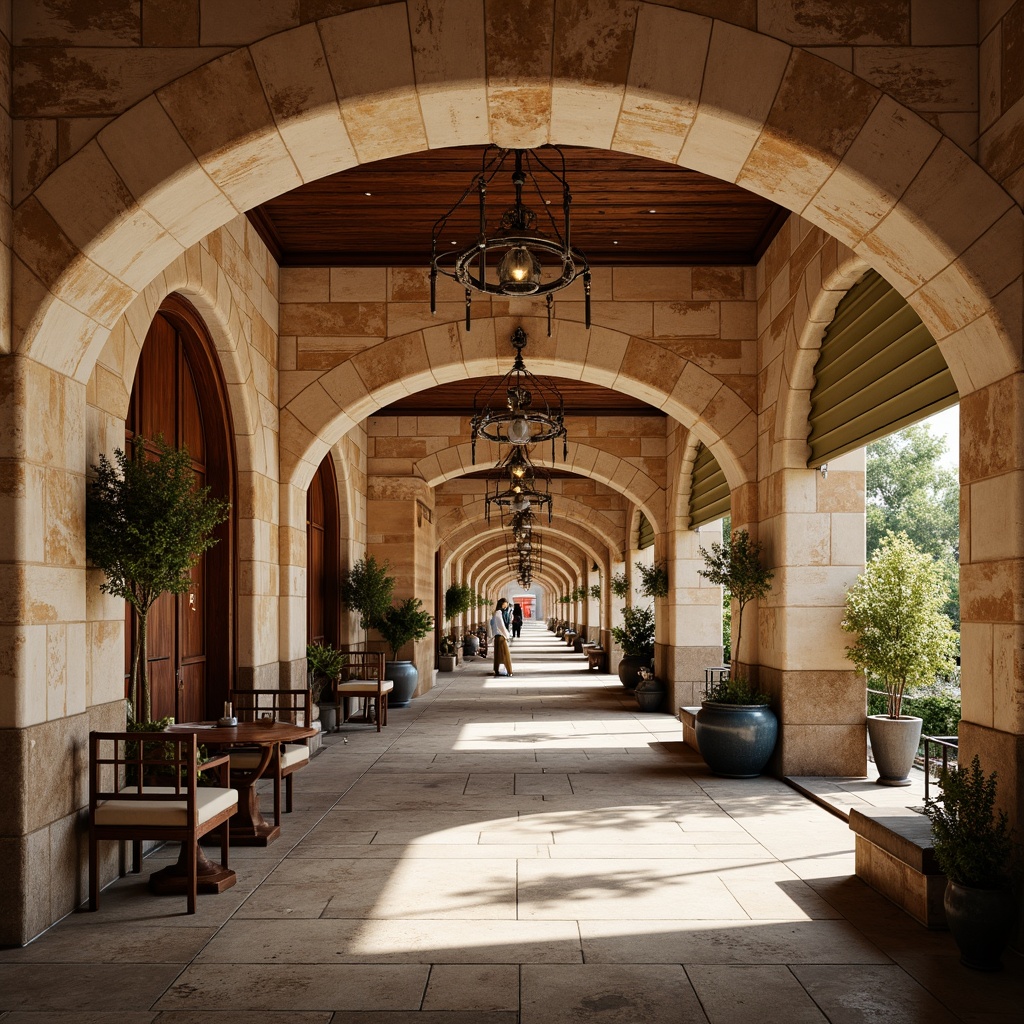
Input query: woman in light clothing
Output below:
<box><xmin>490</xmin><ymin>598</ymin><xmax>513</xmax><ymax>677</ymax></box>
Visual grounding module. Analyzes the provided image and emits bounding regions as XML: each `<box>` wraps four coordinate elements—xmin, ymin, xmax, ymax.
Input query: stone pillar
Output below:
<box><xmin>959</xmin><ymin>375</ymin><xmax>1024</xmax><ymax>834</ymax></box>
<box><xmin>758</xmin><ymin>451</ymin><xmax>866</xmax><ymax>775</ymax></box>
<box><xmin>0</xmin><ymin>356</ymin><xmax>124</xmax><ymax>946</ymax></box>
<box><xmin>667</xmin><ymin>522</ymin><xmax>724</xmax><ymax>712</ymax></box>
<box><xmin>604</xmin><ymin>557</ymin><xmax>626</xmax><ymax>673</ymax></box>
<box><xmin>276</xmin><ymin>482</ymin><xmax>306</xmax><ymax>689</ymax></box>
<box><xmin>366</xmin><ymin>477</ymin><xmax>436</xmax><ymax>696</ymax></box>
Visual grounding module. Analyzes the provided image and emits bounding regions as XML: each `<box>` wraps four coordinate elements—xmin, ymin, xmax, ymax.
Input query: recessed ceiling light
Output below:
<box><xmin>612</xmin><ymin>240</ymin><xmax>619</xmax><ymax>245</ymax></box>
<box><xmin>648</xmin><ymin>208</ymin><xmax>656</xmax><ymax>213</ymax></box>
<box><xmin>364</xmin><ymin>191</ymin><xmax>372</xmax><ymax>196</ymax></box>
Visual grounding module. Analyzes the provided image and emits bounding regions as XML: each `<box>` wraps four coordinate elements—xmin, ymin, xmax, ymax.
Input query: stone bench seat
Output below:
<box><xmin>585</xmin><ymin>647</ymin><xmax>606</xmax><ymax>671</ymax></box>
<box><xmin>679</xmin><ymin>706</ymin><xmax>701</xmax><ymax>752</ymax></box>
<box><xmin>849</xmin><ymin>806</ymin><xmax>946</xmax><ymax>929</ymax></box>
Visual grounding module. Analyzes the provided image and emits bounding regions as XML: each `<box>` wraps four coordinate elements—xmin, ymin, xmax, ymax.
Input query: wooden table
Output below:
<box><xmin>171</xmin><ymin>720</ymin><xmax>316</xmax><ymax>845</ymax></box>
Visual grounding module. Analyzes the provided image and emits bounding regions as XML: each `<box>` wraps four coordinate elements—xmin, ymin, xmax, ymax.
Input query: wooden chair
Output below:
<box><xmin>228</xmin><ymin>687</ymin><xmax>313</xmax><ymax>825</ymax></box>
<box><xmin>88</xmin><ymin>730</ymin><xmax>237</xmax><ymax>914</ymax></box>
<box><xmin>331</xmin><ymin>650</ymin><xmax>393</xmax><ymax>732</ymax></box>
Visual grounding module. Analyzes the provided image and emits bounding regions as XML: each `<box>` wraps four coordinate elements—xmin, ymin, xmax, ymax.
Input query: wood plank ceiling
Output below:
<box><xmin>249</xmin><ymin>145</ymin><xmax>786</xmax><ymax>418</ymax></box>
<box><xmin>248</xmin><ymin>146</ymin><xmax>787</xmax><ymax>267</ymax></box>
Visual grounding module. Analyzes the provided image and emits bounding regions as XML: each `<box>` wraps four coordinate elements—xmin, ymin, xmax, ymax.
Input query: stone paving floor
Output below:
<box><xmin>1</xmin><ymin>621</ymin><xmax>1021</xmax><ymax>1022</ymax></box>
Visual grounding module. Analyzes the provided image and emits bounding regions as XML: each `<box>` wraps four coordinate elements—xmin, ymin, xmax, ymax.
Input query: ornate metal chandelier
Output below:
<box><xmin>484</xmin><ymin>445</ymin><xmax>552</xmax><ymax>524</ymax></box>
<box><xmin>430</xmin><ymin>146</ymin><xmax>591</xmax><ymax>335</ymax></box>
<box><xmin>471</xmin><ymin>327</ymin><xmax>567</xmax><ymax>463</ymax></box>
<box><xmin>508</xmin><ymin>528</ymin><xmax>542</xmax><ymax>590</ymax></box>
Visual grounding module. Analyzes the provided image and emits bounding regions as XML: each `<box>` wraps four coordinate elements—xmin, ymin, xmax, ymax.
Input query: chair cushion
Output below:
<box><xmin>231</xmin><ymin>745</ymin><xmax>309</xmax><ymax>770</ymax></box>
<box><xmin>335</xmin><ymin>679</ymin><xmax>394</xmax><ymax>695</ymax></box>
<box><xmin>93</xmin><ymin>786</ymin><xmax>237</xmax><ymax>827</ymax></box>
<box><xmin>280</xmin><ymin>743</ymin><xmax>309</xmax><ymax>769</ymax></box>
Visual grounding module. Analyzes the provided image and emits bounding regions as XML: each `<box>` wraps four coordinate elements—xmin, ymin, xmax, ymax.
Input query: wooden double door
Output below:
<box><xmin>127</xmin><ymin>297</ymin><xmax>234</xmax><ymax>722</ymax></box>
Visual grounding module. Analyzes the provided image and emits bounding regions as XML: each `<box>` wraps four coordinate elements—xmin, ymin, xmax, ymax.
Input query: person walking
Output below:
<box><xmin>490</xmin><ymin>598</ymin><xmax>513</xmax><ymax>677</ymax></box>
<box><xmin>511</xmin><ymin>602</ymin><xmax>524</xmax><ymax>639</ymax></box>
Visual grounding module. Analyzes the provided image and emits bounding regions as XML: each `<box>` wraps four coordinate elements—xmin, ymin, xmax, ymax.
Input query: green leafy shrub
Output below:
<box><xmin>703</xmin><ymin>677</ymin><xmax>770</xmax><ymax>706</ymax></box>
<box><xmin>610</xmin><ymin>605</ymin><xmax>655</xmax><ymax>660</ymax></box>
<box><xmin>377</xmin><ymin>597</ymin><xmax>434</xmax><ymax>660</ymax></box>
<box><xmin>306</xmin><ymin>642</ymin><xmax>347</xmax><ymax>703</ymax></box>
<box><xmin>927</xmin><ymin>755</ymin><xmax>1015</xmax><ymax>889</ymax></box>
<box><xmin>610</xmin><ymin>571</ymin><xmax>629</xmax><ymax>598</ymax></box>
<box><xmin>636</xmin><ymin>560</ymin><xmax>669</xmax><ymax>599</ymax></box>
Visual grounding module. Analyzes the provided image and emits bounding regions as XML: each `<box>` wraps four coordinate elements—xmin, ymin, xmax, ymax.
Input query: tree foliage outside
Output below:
<box><xmin>842</xmin><ymin>531</ymin><xmax>959</xmax><ymax>718</ymax></box>
<box><xmin>340</xmin><ymin>555</ymin><xmax>395</xmax><ymax>639</ymax></box>
<box><xmin>698</xmin><ymin>529</ymin><xmax>774</xmax><ymax>677</ymax></box>
<box><xmin>86</xmin><ymin>435</ymin><xmax>230</xmax><ymax>722</ymax></box>
<box><xmin>867</xmin><ymin>423</ymin><xmax>959</xmax><ymax>627</ymax></box>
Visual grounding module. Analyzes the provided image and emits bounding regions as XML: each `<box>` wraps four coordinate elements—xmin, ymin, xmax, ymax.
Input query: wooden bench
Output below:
<box><xmin>849</xmin><ymin>806</ymin><xmax>947</xmax><ymax>928</ymax></box>
<box><xmin>585</xmin><ymin>647</ymin><xmax>606</xmax><ymax>671</ymax></box>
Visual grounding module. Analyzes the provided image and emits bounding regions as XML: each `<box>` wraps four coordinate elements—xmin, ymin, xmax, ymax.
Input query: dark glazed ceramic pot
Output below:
<box><xmin>695</xmin><ymin>702</ymin><xmax>778</xmax><ymax>777</ymax></box>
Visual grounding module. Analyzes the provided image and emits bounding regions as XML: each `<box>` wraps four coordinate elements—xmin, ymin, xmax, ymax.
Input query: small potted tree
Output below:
<box><xmin>695</xmin><ymin>529</ymin><xmax>777</xmax><ymax>777</ymax></box>
<box><xmin>437</xmin><ymin>634</ymin><xmax>456</xmax><ymax>672</ymax></box>
<box><xmin>842</xmin><ymin>531</ymin><xmax>958</xmax><ymax>786</ymax></box>
<box><xmin>610</xmin><ymin>604</ymin><xmax>655</xmax><ymax>690</ymax></box>
<box><xmin>87</xmin><ymin>434</ymin><xmax>229</xmax><ymax>723</ymax></box>
<box><xmin>927</xmin><ymin>755</ymin><xmax>1018</xmax><ymax>970</ymax></box>
<box><xmin>376</xmin><ymin>597</ymin><xmax>435</xmax><ymax>707</ymax></box>
<box><xmin>340</xmin><ymin>555</ymin><xmax>394</xmax><ymax>648</ymax></box>
<box><xmin>306</xmin><ymin>641</ymin><xmax>346</xmax><ymax>730</ymax></box>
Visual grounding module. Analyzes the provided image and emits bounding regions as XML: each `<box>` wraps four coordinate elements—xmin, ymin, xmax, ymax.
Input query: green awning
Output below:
<box><xmin>689</xmin><ymin>442</ymin><xmax>730</xmax><ymax>529</ymax></box>
<box><xmin>808</xmin><ymin>270</ymin><xmax>957</xmax><ymax>466</ymax></box>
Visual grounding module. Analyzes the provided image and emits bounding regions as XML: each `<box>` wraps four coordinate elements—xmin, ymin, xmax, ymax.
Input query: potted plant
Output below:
<box><xmin>376</xmin><ymin>597</ymin><xmax>435</xmax><ymax>707</ymax></box>
<box><xmin>694</xmin><ymin>676</ymin><xmax>778</xmax><ymax>777</ymax></box>
<box><xmin>306</xmin><ymin>641</ymin><xmax>346</xmax><ymax>730</ymax></box>
<box><xmin>695</xmin><ymin>529</ymin><xmax>778</xmax><ymax>777</ymax></box>
<box><xmin>610</xmin><ymin>604</ymin><xmax>655</xmax><ymax>689</ymax></box>
<box><xmin>610</xmin><ymin>571</ymin><xmax>629</xmax><ymax>599</ymax></box>
<box><xmin>636</xmin><ymin>559</ymin><xmax>669</xmax><ymax>599</ymax></box>
<box><xmin>698</xmin><ymin>529</ymin><xmax>773</xmax><ymax>678</ymax></box>
<box><xmin>340</xmin><ymin>555</ymin><xmax>394</xmax><ymax>646</ymax></box>
<box><xmin>634</xmin><ymin>664</ymin><xmax>666</xmax><ymax>713</ymax></box>
<box><xmin>927</xmin><ymin>755</ymin><xmax>1018</xmax><ymax>970</ymax></box>
<box><xmin>437</xmin><ymin>634</ymin><xmax>456</xmax><ymax>672</ymax></box>
<box><xmin>87</xmin><ymin>434</ymin><xmax>230</xmax><ymax>723</ymax></box>
<box><xmin>842</xmin><ymin>531</ymin><xmax>958</xmax><ymax>786</ymax></box>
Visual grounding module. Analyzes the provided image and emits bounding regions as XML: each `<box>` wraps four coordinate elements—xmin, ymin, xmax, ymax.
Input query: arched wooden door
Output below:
<box><xmin>127</xmin><ymin>295</ymin><xmax>235</xmax><ymax>722</ymax></box>
<box><xmin>306</xmin><ymin>454</ymin><xmax>340</xmax><ymax>647</ymax></box>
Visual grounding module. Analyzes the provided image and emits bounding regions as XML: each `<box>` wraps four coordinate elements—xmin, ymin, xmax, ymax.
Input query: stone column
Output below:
<box><xmin>366</xmin><ymin>477</ymin><xmax>436</xmax><ymax>696</ymax></box>
<box><xmin>758</xmin><ymin>451</ymin><xmax>866</xmax><ymax>776</ymax></box>
<box><xmin>959</xmin><ymin>375</ymin><xmax>1024</xmax><ymax>833</ymax></box>
<box><xmin>667</xmin><ymin>522</ymin><xmax>724</xmax><ymax>713</ymax></box>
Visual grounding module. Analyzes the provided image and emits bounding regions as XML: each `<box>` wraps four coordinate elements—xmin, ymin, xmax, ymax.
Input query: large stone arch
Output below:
<box><xmin>284</xmin><ymin>317</ymin><xmax>752</xmax><ymax>501</ymax></box>
<box><xmin>14</xmin><ymin>5</ymin><xmax>1020</xmax><ymax>407</ymax></box>
<box><xmin>437</xmin><ymin>495</ymin><xmax>618</xmax><ymax>567</ymax></box>
<box><xmin>418</xmin><ymin>438</ymin><xmax>663</xmax><ymax>536</ymax></box>
<box><xmin>91</xmin><ymin>246</ymin><xmax>264</xmax><ymax>475</ymax></box>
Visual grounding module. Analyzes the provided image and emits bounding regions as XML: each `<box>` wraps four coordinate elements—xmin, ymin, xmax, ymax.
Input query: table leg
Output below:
<box><xmin>229</xmin><ymin>744</ymin><xmax>281</xmax><ymax>846</ymax></box>
<box><xmin>149</xmin><ymin>841</ymin><xmax>236</xmax><ymax>895</ymax></box>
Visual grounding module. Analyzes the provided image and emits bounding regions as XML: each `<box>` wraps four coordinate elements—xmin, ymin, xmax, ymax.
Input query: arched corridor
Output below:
<box><xmin>3</xmin><ymin>622</ymin><xmax>1017</xmax><ymax>1020</ymax></box>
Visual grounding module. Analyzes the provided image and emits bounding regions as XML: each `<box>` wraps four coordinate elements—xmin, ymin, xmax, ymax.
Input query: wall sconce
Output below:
<box><xmin>819</xmin><ymin>464</ymin><xmax>828</xmax><ymax>480</ymax></box>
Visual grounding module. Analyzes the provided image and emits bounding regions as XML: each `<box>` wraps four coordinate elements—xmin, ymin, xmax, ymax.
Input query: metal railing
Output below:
<box><xmin>921</xmin><ymin>735</ymin><xmax>959</xmax><ymax>803</ymax></box>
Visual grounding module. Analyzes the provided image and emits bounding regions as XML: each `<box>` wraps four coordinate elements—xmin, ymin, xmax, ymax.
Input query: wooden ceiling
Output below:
<box><xmin>248</xmin><ymin>145</ymin><xmax>787</xmax><ymax>267</ymax></box>
<box><xmin>380</xmin><ymin>374</ymin><xmax>663</xmax><ymax>417</ymax></box>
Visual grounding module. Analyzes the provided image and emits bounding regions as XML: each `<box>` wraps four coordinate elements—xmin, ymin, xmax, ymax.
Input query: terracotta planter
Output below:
<box><xmin>867</xmin><ymin>714</ymin><xmax>922</xmax><ymax>786</ymax></box>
